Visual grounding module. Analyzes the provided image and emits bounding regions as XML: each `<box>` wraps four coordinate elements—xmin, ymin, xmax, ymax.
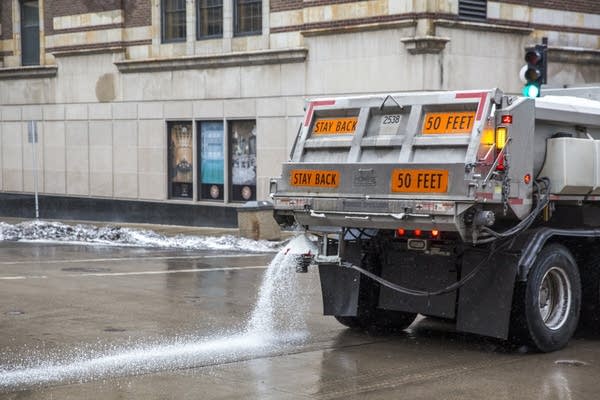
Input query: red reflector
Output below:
<box><xmin>431</xmin><ymin>229</ymin><xmax>440</xmax><ymax>238</ymax></box>
<box><xmin>414</xmin><ymin>229</ymin><xmax>422</xmax><ymax>237</ymax></box>
<box><xmin>501</xmin><ymin>115</ymin><xmax>513</xmax><ymax>124</ymax></box>
<box><xmin>524</xmin><ymin>174</ymin><xmax>531</xmax><ymax>184</ymax></box>
<box><xmin>396</xmin><ymin>228</ymin><xmax>406</xmax><ymax>236</ymax></box>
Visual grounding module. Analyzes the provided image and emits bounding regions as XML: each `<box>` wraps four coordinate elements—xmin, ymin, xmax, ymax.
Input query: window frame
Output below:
<box><xmin>20</xmin><ymin>0</ymin><xmax>40</xmax><ymax>66</ymax></box>
<box><xmin>161</xmin><ymin>0</ymin><xmax>187</xmax><ymax>43</ymax></box>
<box><xmin>233</xmin><ymin>0</ymin><xmax>263</xmax><ymax>37</ymax></box>
<box><xmin>197</xmin><ymin>0</ymin><xmax>224</xmax><ymax>40</ymax></box>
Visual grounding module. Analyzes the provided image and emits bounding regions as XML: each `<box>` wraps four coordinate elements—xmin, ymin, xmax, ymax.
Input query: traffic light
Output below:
<box><xmin>520</xmin><ymin>44</ymin><xmax>547</xmax><ymax>97</ymax></box>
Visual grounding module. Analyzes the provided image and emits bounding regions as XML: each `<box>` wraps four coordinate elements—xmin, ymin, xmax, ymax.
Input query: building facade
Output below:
<box><xmin>0</xmin><ymin>0</ymin><xmax>599</xmax><ymax>226</ymax></box>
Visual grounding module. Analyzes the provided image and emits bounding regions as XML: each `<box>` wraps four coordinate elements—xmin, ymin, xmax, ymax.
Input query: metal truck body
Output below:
<box><xmin>271</xmin><ymin>88</ymin><xmax>600</xmax><ymax>352</ymax></box>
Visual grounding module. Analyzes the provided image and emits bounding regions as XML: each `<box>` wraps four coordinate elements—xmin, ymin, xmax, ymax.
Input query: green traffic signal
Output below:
<box><xmin>521</xmin><ymin>44</ymin><xmax>547</xmax><ymax>97</ymax></box>
<box><xmin>523</xmin><ymin>83</ymin><xmax>540</xmax><ymax>98</ymax></box>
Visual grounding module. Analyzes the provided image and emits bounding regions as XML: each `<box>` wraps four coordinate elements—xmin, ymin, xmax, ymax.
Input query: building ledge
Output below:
<box><xmin>115</xmin><ymin>48</ymin><xmax>308</xmax><ymax>73</ymax></box>
<box><xmin>301</xmin><ymin>20</ymin><xmax>416</xmax><ymax>37</ymax></box>
<box><xmin>52</xmin><ymin>46</ymin><xmax>125</xmax><ymax>58</ymax></box>
<box><xmin>434</xmin><ymin>19</ymin><xmax>533</xmax><ymax>35</ymax></box>
<box><xmin>401</xmin><ymin>36</ymin><xmax>450</xmax><ymax>55</ymax></box>
<box><xmin>0</xmin><ymin>65</ymin><xmax>58</xmax><ymax>80</ymax></box>
<box><xmin>548</xmin><ymin>46</ymin><xmax>600</xmax><ymax>65</ymax></box>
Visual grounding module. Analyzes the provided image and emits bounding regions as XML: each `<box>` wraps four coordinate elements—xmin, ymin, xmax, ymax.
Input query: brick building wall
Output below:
<box><xmin>270</xmin><ymin>0</ymin><xmax>302</xmax><ymax>12</ymax></box>
<box><xmin>123</xmin><ymin>0</ymin><xmax>151</xmax><ymax>28</ymax></box>
<box><xmin>44</xmin><ymin>0</ymin><xmax>123</xmax><ymax>35</ymax></box>
<box><xmin>0</xmin><ymin>1</ymin><xmax>12</xmax><ymax>40</ymax></box>
<box><xmin>497</xmin><ymin>0</ymin><xmax>600</xmax><ymax>14</ymax></box>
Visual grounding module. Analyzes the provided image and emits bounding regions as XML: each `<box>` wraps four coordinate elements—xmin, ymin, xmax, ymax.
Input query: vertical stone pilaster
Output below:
<box><xmin>11</xmin><ymin>0</ymin><xmax>20</xmax><ymax>65</ymax></box>
<box><xmin>186</xmin><ymin>0</ymin><xmax>195</xmax><ymax>55</ymax></box>
<box><xmin>262</xmin><ymin>0</ymin><xmax>269</xmax><ymax>36</ymax></box>
<box><xmin>223</xmin><ymin>0</ymin><xmax>233</xmax><ymax>52</ymax></box>
<box><xmin>150</xmin><ymin>0</ymin><xmax>161</xmax><ymax>56</ymax></box>
<box><xmin>38</xmin><ymin>0</ymin><xmax>45</xmax><ymax>65</ymax></box>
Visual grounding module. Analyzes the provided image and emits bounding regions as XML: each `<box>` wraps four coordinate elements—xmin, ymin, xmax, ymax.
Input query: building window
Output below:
<box><xmin>168</xmin><ymin>121</ymin><xmax>194</xmax><ymax>199</ymax></box>
<box><xmin>197</xmin><ymin>0</ymin><xmax>223</xmax><ymax>39</ymax></box>
<box><xmin>458</xmin><ymin>0</ymin><xmax>487</xmax><ymax>21</ymax></box>
<box><xmin>21</xmin><ymin>1</ymin><xmax>40</xmax><ymax>66</ymax></box>
<box><xmin>234</xmin><ymin>0</ymin><xmax>262</xmax><ymax>36</ymax></box>
<box><xmin>198</xmin><ymin>121</ymin><xmax>225</xmax><ymax>200</ymax></box>
<box><xmin>229</xmin><ymin>120</ymin><xmax>256</xmax><ymax>202</ymax></box>
<box><xmin>162</xmin><ymin>0</ymin><xmax>186</xmax><ymax>42</ymax></box>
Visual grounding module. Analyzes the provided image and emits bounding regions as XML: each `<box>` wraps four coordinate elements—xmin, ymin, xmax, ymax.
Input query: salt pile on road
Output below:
<box><xmin>0</xmin><ymin>220</ymin><xmax>280</xmax><ymax>253</ymax></box>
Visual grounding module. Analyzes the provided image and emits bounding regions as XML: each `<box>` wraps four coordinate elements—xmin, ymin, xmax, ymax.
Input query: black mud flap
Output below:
<box><xmin>456</xmin><ymin>250</ymin><xmax>518</xmax><ymax>339</ymax></box>
<box><xmin>378</xmin><ymin>253</ymin><xmax>457</xmax><ymax>318</ymax></box>
<box><xmin>319</xmin><ymin>264</ymin><xmax>361</xmax><ymax>316</ymax></box>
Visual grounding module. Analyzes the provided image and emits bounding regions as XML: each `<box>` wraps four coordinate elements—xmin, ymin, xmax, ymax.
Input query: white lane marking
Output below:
<box><xmin>74</xmin><ymin>265</ymin><xmax>267</xmax><ymax>277</ymax></box>
<box><xmin>0</xmin><ymin>253</ymin><xmax>271</xmax><ymax>266</ymax></box>
<box><xmin>0</xmin><ymin>265</ymin><xmax>266</xmax><ymax>280</ymax></box>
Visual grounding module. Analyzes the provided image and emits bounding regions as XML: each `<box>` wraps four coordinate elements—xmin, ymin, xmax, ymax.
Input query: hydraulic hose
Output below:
<box><xmin>343</xmin><ymin>239</ymin><xmax>512</xmax><ymax>297</ymax></box>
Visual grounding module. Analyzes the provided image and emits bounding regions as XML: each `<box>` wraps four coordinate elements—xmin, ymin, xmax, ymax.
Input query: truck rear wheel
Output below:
<box><xmin>510</xmin><ymin>244</ymin><xmax>581</xmax><ymax>352</ymax></box>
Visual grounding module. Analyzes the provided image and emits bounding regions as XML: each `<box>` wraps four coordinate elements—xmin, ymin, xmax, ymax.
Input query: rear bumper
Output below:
<box><xmin>273</xmin><ymin>194</ymin><xmax>468</xmax><ymax>231</ymax></box>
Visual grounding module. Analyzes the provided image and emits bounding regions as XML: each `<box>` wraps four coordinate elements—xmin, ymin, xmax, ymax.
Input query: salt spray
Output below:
<box><xmin>0</xmin><ymin>235</ymin><xmax>315</xmax><ymax>390</ymax></box>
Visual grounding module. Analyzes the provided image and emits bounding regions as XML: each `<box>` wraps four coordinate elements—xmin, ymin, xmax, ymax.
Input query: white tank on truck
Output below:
<box><xmin>271</xmin><ymin>88</ymin><xmax>600</xmax><ymax>352</ymax></box>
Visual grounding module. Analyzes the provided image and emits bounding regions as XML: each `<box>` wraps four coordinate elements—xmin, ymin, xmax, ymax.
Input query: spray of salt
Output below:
<box><xmin>0</xmin><ymin>235</ymin><xmax>317</xmax><ymax>390</ymax></box>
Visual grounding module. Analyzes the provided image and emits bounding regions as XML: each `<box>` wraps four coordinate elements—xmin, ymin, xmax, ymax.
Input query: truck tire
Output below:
<box><xmin>334</xmin><ymin>247</ymin><xmax>416</xmax><ymax>332</ymax></box>
<box><xmin>510</xmin><ymin>244</ymin><xmax>581</xmax><ymax>352</ymax></box>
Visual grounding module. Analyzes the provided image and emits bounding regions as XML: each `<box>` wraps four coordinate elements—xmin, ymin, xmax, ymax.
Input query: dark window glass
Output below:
<box><xmin>458</xmin><ymin>0</ymin><xmax>487</xmax><ymax>21</ymax></box>
<box><xmin>198</xmin><ymin>121</ymin><xmax>224</xmax><ymax>201</ymax></box>
<box><xmin>197</xmin><ymin>0</ymin><xmax>223</xmax><ymax>39</ymax></box>
<box><xmin>168</xmin><ymin>121</ymin><xmax>194</xmax><ymax>199</ymax></box>
<box><xmin>21</xmin><ymin>1</ymin><xmax>40</xmax><ymax>66</ymax></box>
<box><xmin>162</xmin><ymin>0</ymin><xmax>186</xmax><ymax>42</ymax></box>
<box><xmin>234</xmin><ymin>0</ymin><xmax>262</xmax><ymax>36</ymax></box>
<box><xmin>229</xmin><ymin>120</ymin><xmax>256</xmax><ymax>202</ymax></box>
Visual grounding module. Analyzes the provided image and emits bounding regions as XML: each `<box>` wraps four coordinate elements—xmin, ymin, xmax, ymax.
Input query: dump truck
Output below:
<box><xmin>270</xmin><ymin>88</ymin><xmax>600</xmax><ymax>352</ymax></box>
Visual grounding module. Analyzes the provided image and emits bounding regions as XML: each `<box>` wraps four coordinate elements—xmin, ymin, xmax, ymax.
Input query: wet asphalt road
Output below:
<box><xmin>1</xmin><ymin>241</ymin><xmax>600</xmax><ymax>399</ymax></box>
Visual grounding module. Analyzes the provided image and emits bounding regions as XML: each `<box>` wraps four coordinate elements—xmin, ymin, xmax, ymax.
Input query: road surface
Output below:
<box><xmin>0</xmin><ymin>241</ymin><xmax>599</xmax><ymax>399</ymax></box>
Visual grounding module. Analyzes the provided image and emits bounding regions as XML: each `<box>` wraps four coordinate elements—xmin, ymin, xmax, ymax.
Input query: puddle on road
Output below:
<box><xmin>0</xmin><ymin>236</ymin><xmax>313</xmax><ymax>390</ymax></box>
<box><xmin>0</xmin><ymin>220</ymin><xmax>281</xmax><ymax>253</ymax></box>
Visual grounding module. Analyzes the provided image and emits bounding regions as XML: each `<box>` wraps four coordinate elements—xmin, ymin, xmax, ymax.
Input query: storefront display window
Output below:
<box><xmin>198</xmin><ymin>121</ymin><xmax>224</xmax><ymax>200</ymax></box>
<box><xmin>168</xmin><ymin>121</ymin><xmax>194</xmax><ymax>199</ymax></box>
<box><xmin>229</xmin><ymin>120</ymin><xmax>256</xmax><ymax>202</ymax></box>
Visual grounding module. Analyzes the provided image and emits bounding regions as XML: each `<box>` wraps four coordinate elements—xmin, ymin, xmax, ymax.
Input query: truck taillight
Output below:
<box><xmin>501</xmin><ymin>115</ymin><xmax>513</xmax><ymax>124</ymax></box>
<box><xmin>495</xmin><ymin>127</ymin><xmax>508</xmax><ymax>150</ymax></box>
<box><xmin>496</xmin><ymin>154</ymin><xmax>506</xmax><ymax>171</ymax></box>
<box><xmin>396</xmin><ymin>229</ymin><xmax>442</xmax><ymax>239</ymax></box>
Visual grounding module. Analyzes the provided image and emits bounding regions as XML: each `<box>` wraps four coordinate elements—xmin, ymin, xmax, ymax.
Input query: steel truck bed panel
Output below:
<box><xmin>272</xmin><ymin>88</ymin><xmax>600</xmax><ymax>237</ymax></box>
<box><xmin>279</xmin><ymin>162</ymin><xmax>471</xmax><ymax>199</ymax></box>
